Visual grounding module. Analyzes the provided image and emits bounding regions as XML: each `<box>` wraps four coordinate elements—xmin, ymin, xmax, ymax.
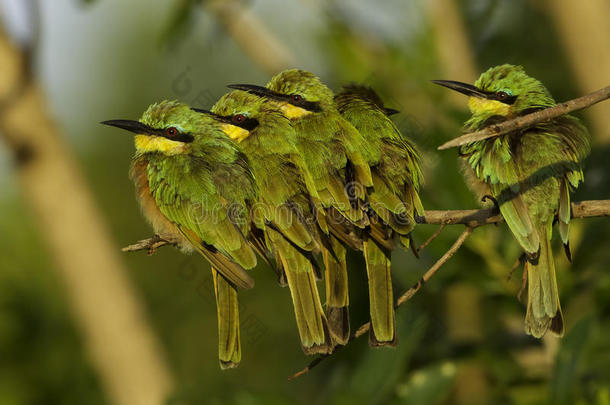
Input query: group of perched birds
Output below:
<box><xmin>103</xmin><ymin>64</ymin><xmax>590</xmax><ymax>369</ymax></box>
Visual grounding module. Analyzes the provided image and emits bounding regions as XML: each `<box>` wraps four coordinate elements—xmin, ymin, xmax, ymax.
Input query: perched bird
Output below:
<box><xmin>433</xmin><ymin>64</ymin><xmax>590</xmax><ymax>337</ymax></box>
<box><xmin>229</xmin><ymin>70</ymin><xmax>410</xmax><ymax>346</ymax></box>
<box><xmin>204</xmin><ymin>90</ymin><xmax>333</xmax><ymax>355</ymax></box>
<box><xmin>102</xmin><ymin>101</ymin><xmax>262</xmax><ymax>369</ymax></box>
<box><xmin>335</xmin><ymin>85</ymin><xmax>424</xmax><ymax>346</ymax></box>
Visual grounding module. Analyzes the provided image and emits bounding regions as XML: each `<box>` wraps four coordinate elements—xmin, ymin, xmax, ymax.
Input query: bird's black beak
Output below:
<box><xmin>384</xmin><ymin>107</ymin><xmax>400</xmax><ymax>116</ymax></box>
<box><xmin>227</xmin><ymin>83</ymin><xmax>285</xmax><ymax>101</ymax></box>
<box><xmin>191</xmin><ymin>108</ymin><xmax>215</xmax><ymax>116</ymax></box>
<box><xmin>191</xmin><ymin>108</ymin><xmax>232</xmax><ymax>124</ymax></box>
<box><xmin>101</xmin><ymin>119</ymin><xmax>150</xmax><ymax>134</ymax></box>
<box><xmin>431</xmin><ymin>80</ymin><xmax>491</xmax><ymax>99</ymax></box>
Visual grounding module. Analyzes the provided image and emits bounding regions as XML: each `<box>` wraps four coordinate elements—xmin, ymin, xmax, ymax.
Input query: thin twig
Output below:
<box><xmin>506</xmin><ymin>254</ymin><xmax>524</xmax><ymax>282</ymax></box>
<box><xmin>437</xmin><ymin>85</ymin><xmax>610</xmax><ymax>150</ymax></box>
<box><xmin>416</xmin><ymin>224</ymin><xmax>446</xmax><ymax>253</ymax></box>
<box><xmin>121</xmin><ymin>235</ymin><xmax>179</xmax><ymax>255</ymax></box>
<box><xmin>288</xmin><ymin>226</ymin><xmax>474</xmax><ymax>380</ymax></box>
<box><xmin>396</xmin><ymin>227</ymin><xmax>473</xmax><ymax>306</ymax></box>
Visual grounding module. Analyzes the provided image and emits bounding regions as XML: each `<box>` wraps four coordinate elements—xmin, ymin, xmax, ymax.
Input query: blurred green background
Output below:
<box><xmin>1</xmin><ymin>0</ymin><xmax>609</xmax><ymax>404</ymax></box>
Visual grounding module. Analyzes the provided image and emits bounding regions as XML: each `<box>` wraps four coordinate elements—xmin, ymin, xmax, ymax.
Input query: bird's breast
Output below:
<box><xmin>130</xmin><ymin>158</ymin><xmax>190</xmax><ymax>249</ymax></box>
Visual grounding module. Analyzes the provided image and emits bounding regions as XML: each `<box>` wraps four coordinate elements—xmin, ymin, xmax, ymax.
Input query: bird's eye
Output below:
<box><xmin>166</xmin><ymin>127</ymin><xmax>178</xmax><ymax>136</ymax></box>
<box><xmin>233</xmin><ymin>114</ymin><xmax>245</xmax><ymax>123</ymax></box>
<box><xmin>496</xmin><ymin>91</ymin><xmax>509</xmax><ymax>100</ymax></box>
<box><xmin>291</xmin><ymin>94</ymin><xmax>303</xmax><ymax>103</ymax></box>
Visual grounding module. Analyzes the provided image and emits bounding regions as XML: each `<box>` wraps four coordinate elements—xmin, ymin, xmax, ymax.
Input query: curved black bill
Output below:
<box><xmin>227</xmin><ymin>83</ymin><xmax>285</xmax><ymax>100</ymax></box>
<box><xmin>431</xmin><ymin>80</ymin><xmax>490</xmax><ymax>98</ymax></box>
<box><xmin>191</xmin><ymin>108</ymin><xmax>215</xmax><ymax>116</ymax></box>
<box><xmin>384</xmin><ymin>107</ymin><xmax>400</xmax><ymax>116</ymax></box>
<box><xmin>191</xmin><ymin>107</ymin><xmax>231</xmax><ymax>124</ymax></box>
<box><xmin>101</xmin><ymin>119</ymin><xmax>149</xmax><ymax>134</ymax></box>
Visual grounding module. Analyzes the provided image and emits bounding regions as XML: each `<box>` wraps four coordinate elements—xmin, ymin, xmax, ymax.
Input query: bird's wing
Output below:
<box><xmin>151</xmin><ymin>161</ymin><xmax>258</xmax><ymax>289</ymax></box>
<box><xmin>481</xmin><ymin>137</ymin><xmax>541</xmax><ymax>254</ymax></box>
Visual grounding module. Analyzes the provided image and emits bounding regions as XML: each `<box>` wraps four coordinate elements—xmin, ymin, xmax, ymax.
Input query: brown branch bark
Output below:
<box><xmin>121</xmin><ymin>234</ymin><xmax>179</xmax><ymax>255</ymax></box>
<box><xmin>0</xmin><ymin>31</ymin><xmax>174</xmax><ymax>405</ymax></box>
<box><xmin>419</xmin><ymin>200</ymin><xmax>610</xmax><ymax>226</ymax></box>
<box><xmin>437</xmin><ymin>86</ymin><xmax>610</xmax><ymax>150</ymax></box>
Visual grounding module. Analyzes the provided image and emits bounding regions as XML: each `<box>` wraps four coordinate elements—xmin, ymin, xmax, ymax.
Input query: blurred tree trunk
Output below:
<box><xmin>427</xmin><ymin>0</ymin><xmax>483</xmax><ymax>341</ymax></box>
<box><xmin>427</xmin><ymin>0</ymin><xmax>478</xmax><ymax>105</ymax></box>
<box><xmin>427</xmin><ymin>2</ymin><xmax>489</xmax><ymax>401</ymax></box>
<box><xmin>547</xmin><ymin>0</ymin><xmax>610</xmax><ymax>144</ymax></box>
<box><xmin>0</xmin><ymin>31</ymin><xmax>174</xmax><ymax>405</ymax></box>
<box><xmin>206</xmin><ymin>0</ymin><xmax>297</xmax><ymax>75</ymax></box>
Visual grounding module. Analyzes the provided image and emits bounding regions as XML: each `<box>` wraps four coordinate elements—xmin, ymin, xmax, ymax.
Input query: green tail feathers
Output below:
<box><xmin>524</xmin><ymin>224</ymin><xmax>564</xmax><ymax>338</ymax></box>
<box><xmin>363</xmin><ymin>239</ymin><xmax>397</xmax><ymax>346</ymax></box>
<box><xmin>213</xmin><ymin>269</ymin><xmax>241</xmax><ymax>369</ymax></box>
<box><xmin>275</xmin><ymin>236</ymin><xmax>332</xmax><ymax>354</ymax></box>
<box><xmin>323</xmin><ymin>236</ymin><xmax>350</xmax><ymax>345</ymax></box>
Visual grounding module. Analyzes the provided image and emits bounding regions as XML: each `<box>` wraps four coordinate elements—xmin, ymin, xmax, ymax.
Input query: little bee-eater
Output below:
<box><xmin>229</xmin><ymin>70</ymin><xmax>416</xmax><ymax>347</ymax></box>
<box><xmin>228</xmin><ymin>70</ymin><xmax>377</xmax><ymax>345</ymax></box>
<box><xmin>102</xmin><ymin>101</ymin><xmax>262</xmax><ymax>369</ymax></box>
<box><xmin>204</xmin><ymin>90</ymin><xmax>333</xmax><ymax>355</ymax></box>
<box><xmin>433</xmin><ymin>64</ymin><xmax>590</xmax><ymax>337</ymax></box>
<box><xmin>335</xmin><ymin>85</ymin><xmax>425</xmax><ymax>346</ymax></box>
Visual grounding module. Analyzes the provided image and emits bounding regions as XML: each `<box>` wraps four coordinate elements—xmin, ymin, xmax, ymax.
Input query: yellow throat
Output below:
<box><xmin>468</xmin><ymin>97</ymin><xmax>510</xmax><ymax>117</ymax></box>
<box><xmin>220</xmin><ymin>124</ymin><xmax>250</xmax><ymax>143</ymax></box>
<box><xmin>134</xmin><ymin>135</ymin><xmax>185</xmax><ymax>155</ymax></box>
<box><xmin>279</xmin><ymin>102</ymin><xmax>311</xmax><ymax>120</ymax></box>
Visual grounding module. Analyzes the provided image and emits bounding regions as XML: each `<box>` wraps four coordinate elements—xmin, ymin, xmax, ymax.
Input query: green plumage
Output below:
<box><xmin>335</xmin><ymin>85</ymin><xmax>424</xmax><ymax>346</ymax></box>
<box><xmin>107</xmin><ymin>101</ymin><xmax>261</xmax><ymax>368</ymax></box>
<box><xmin>253</xmin><ymin>71</ymin><xmax>424</xmax><ymax>347</ymax></box>
<box><xmin>262</xmin><ymin>70</ymin><xmax>382</xmax><ymax>345</ymax></box>
<box><xmin>443</xmin><ymin>64</ymin><xmax>590</xmax><ymax>338</ymax></box>
<box><xmin>211</xmin><ymin>91</ymin><xmax>332</xmax><ymax>354</ymax></box>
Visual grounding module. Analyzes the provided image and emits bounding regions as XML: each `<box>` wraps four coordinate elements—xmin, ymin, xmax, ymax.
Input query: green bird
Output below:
<box><xmin>102</xmin><ymin>101</ymin><xmax>263</xmax><ymax>369</ymax></box>
<box><xmin>335</xmin><ymin>85</ymin><xmax>425</xmax><ymax>346</ymax></box>
<box><xmin>204</xmin><ymin>90</ymin><xmax>333</xmax><ymax>355</ymax></box>
<box><xmin>433</xmin><ymin>64</ymin><xmax>590</xmax><ymax>338</ymax></box>
<box><xmin>229</xmin><ymin>70</ymin><xmax>413</xmax><ymax>346</ymax></box>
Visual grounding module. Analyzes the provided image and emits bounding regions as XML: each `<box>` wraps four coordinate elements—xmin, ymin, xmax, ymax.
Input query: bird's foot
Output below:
<box><xmin>481</xmin><ymin>194</ymin><xmax>500</xmax><ymax>211</ymax></box>
<box><xmin>121</xmin><ymin>234</ymin><xmax>177</xmax><ymax>255</ymax></box>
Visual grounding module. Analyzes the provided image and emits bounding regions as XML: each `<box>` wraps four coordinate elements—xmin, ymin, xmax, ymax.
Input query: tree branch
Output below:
<box><xmin>123</xmin><ymin>200</ymin><xmax>609</xmax><ymax>254</ymax></box>
<box><xmin>121</xmin><ymin>234</ymin><xmax>179</xmax><ymax>255</ymax></box>
<box><xmin>418</xmin><ymin>200</ymin><xmax>609</xmax><ymax>226</ymax></box>
<box><xmin>437</xmin><ymin>85</ymin><xmax>610</xmax><ymax>150</ymax></box>
<box><xmin>285</xmin><ymin>199</ymin><xmax>609</xmax><ymax>380</ymax></box>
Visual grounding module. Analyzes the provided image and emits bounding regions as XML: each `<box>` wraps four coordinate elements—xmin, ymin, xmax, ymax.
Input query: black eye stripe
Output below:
<box><xmin>236</xmin><ymin>117</ymin><xmax>259</xmax><ymax>131</ymax></box>
<box><xmin>493</xmin><ymin>92</ymin><xmax>517</xmax><ymax>105</ymax></box>
<box><xmin>152</xmin><ymin>127</ymin><xmax>194</xmax><ymax>143</ymax></box>
<box><xmin>285</xmin><ymin>95</ymin><xmax>322</xmax><ymax>112</ymax></box>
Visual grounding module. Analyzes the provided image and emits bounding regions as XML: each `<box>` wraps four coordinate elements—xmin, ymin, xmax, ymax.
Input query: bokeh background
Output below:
<box><xmin>1</xmin><ymin>0</ymin><xmax>609</xmax><ymax>404</ymax></box>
